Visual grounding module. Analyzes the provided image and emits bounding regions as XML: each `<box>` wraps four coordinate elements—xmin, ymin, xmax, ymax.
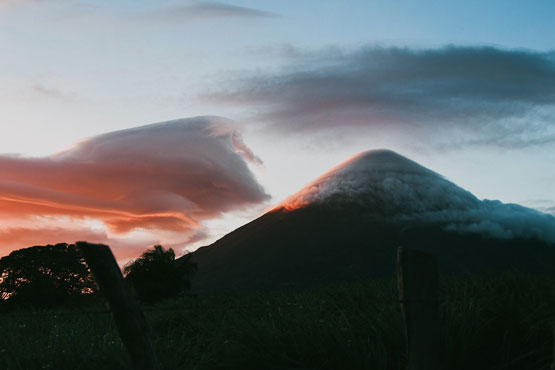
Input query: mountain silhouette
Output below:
<box><xmin>188</xmin><ymin>150</ymin><xmax>555</xmax><ymax>293</ymax></box>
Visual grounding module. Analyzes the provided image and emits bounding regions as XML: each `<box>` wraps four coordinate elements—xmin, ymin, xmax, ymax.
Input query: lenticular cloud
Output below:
<box><xmin>0</xmin><ymin>116</ymin><xmax>269</xmax><ymax>258</ymax></box>
<box><xmin>278</xmin><ymin>149</ymin><xmax>555</xmax><ymax>244</ymax></box>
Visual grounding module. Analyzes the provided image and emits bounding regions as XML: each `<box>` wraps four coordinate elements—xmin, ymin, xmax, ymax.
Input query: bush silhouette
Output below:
<box><xmin>124</xmin><ymin>245</ymin><xmax>196</xmax><ymax>303</ymax></box>
<box><xmin>0</xmin><ymin>243</ymin><xmax>97</xmax><ymax>308</ymax></box>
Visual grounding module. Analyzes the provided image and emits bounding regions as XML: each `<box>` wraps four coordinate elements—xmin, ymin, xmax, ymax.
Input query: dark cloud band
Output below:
<box><xmin>208</xmin><ymin>46</ymin><xmax>555</xmax><ymax>147</ymax></box>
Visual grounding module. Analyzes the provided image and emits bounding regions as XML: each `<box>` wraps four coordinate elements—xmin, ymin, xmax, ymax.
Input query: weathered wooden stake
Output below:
<box><xmin>397</xmin><ymin>247</ymin><xmax>439</xmax><ymax>370</ymax></box>
<box><xmin>551</xmin><ymin>326</ymin><xmax>555</xmax><ymax>370</ymax></box>
<box><xmin>77</xmin><ymin>241</ymin><xmax>157</xmax><ymax>370</ymax></box>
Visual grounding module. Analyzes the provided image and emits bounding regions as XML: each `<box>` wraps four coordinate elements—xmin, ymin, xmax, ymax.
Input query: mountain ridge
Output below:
<box><xmin>188</xmin><ymin>149</ymin><xmax>555</xmax><ymax>293</ymax></box>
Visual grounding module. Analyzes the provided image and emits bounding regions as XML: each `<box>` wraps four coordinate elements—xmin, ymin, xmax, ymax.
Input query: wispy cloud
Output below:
<box><xmin>207</xmin><ymin>45</ymin><xmax>555</xmax><ymax>148</ymax></box>
<box><xmin>150</xmin><ymin>1</ymin><xmax>276</xmax><ymax>21</ymax></box>
<box><xmin>524</xmin><ymin>200</ymin><xmax>555</xmax><ymax>217</ymax></box>
<box><xmin>30</xmin><ymin>83</ymin><xmax>78</xmax><ymax>102</ymax></box>
<box><xmin>31</xmin><ymin>84</ymin><xmax>63</xmax><ymax>98</ymax></box>
<box><xmin>0</xmin><ymin>116</ymin><xmax>269</xmax><ymax>259</ymax></box>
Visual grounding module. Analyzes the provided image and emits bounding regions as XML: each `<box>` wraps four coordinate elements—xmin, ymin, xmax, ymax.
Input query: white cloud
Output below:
<box><xmin>278</xmin><ymin>149</ymin><xmax>555</xmax><ymax>244</ymax></box>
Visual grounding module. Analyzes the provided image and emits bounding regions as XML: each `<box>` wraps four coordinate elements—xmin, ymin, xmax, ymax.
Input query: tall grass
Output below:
<box><xmin>0</xmin><ymin>273</ymin><xmax>553</xmax><ymax>370</ymax></box>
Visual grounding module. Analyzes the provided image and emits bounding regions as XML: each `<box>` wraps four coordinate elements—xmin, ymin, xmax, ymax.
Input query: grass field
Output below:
<box><xmin>1</xmin><ymin>273</ymin><xmax>553</xmax><ymax>370</ymax></box>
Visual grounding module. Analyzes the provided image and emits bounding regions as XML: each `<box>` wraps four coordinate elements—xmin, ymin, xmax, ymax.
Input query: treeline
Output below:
<box><xmin>0</xmin><ymin>243</ymin><xmax>196</xmax><ymax>310</ymax></box>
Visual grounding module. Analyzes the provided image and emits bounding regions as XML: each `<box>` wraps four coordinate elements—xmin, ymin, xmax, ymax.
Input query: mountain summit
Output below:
<box><xmin>189</xmin><ymin>150</ymin><xmax>555</xmax><ymax>293</ymax></box>
<box><xmin>278</xmin><ymin>149</ymin><xmax>480</xmax><ymax>215</ymax></box>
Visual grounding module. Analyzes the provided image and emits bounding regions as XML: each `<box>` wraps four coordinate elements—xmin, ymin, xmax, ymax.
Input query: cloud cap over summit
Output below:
<box><xmin>278</xmin><ymin>149</ymin><xmax>555</xmax><ymax>244</ymax></box>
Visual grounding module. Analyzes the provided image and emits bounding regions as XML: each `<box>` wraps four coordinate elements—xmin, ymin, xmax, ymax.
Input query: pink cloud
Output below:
<box><xmin>0</xmin><ymin>116</ymin><xmax>269</xmax><ymax>259</ymax></box>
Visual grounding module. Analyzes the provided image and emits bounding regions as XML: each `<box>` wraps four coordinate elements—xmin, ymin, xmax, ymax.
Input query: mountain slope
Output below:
<box><xmin>189</xmin><ymin>150</ymin><xmax>555</xmax><ymax>293</ymax></box>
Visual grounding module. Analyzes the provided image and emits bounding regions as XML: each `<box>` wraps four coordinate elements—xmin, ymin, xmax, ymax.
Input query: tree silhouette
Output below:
<box><xmin>0</xmin><ymin>243</ymin><xmax>97</xmax><ymax>307</ymax></box>
<box><xmin>123</xmin><ymin>245</ymin><xmax>196</xmax><ymax>303</ymax></box>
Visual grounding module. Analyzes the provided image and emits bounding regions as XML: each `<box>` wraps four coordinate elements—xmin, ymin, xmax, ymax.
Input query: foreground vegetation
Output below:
<box><xmin>1</xmin><ymin>273</ymin><xmax>554</xmax><ymax>370</ymax></box>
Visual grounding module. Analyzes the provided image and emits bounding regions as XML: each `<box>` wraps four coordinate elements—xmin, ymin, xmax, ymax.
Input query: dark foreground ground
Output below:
<box><xmin>1</xmin><ymin>273</ymin><xmax>554</xmax><ymax>370</ymax></box>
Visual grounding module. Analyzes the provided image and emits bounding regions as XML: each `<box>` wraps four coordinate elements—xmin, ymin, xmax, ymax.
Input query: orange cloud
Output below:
<box><xmin>0</xmin><ymin>221</ymin><xmax>166</xmax><ymax>263</ymax></box>
<box><xmin>0</xmin><ymin>116</ymin><xmax>269</xmax><ymax>260</ymax></box>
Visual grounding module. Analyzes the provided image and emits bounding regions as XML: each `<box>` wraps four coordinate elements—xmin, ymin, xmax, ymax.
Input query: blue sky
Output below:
<box><xmin>1</xmin><ymin>0</ymin><xmax>554</xmax><ymax>259</ymax></box>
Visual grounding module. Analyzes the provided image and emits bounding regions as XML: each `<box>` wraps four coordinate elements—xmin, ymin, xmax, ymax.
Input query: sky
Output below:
<box><xmin>1</xmin><ymin>0</ymin><xmax>554</xmax><ymax>262</ymax></box>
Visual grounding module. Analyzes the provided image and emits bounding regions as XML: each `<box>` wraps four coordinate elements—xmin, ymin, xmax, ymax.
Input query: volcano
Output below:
<box><xmin>189</xmin><ymin>150</ymin><xmax>555</xmax><ymax>293</ymax></box>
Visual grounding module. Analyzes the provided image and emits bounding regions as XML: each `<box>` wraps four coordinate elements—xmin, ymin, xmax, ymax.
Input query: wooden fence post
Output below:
<box><xmin>77</xmin><ymin>241</ymin><xmax>157</xmax><ymax>370</ymax></box>
<box><xmin>551</xmin><ymin>326</ymin><xmax>555</xmax><ymax>370</ymax></box>
<box><xmin>397</xmin><ymin>247</ymin><xmax>439</xmax><ymax>370</ymax></box>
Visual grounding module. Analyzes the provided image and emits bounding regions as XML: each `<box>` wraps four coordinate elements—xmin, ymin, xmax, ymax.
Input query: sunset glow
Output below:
<box><xmin>1</xmin><ymin>0</ymin><xmax>555</xmax><ymax>262</ymax></box>
<box><xmin>3</xmin><ymin>3</ymin><xmax>555</xmax><ymax>369</ymax></box>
